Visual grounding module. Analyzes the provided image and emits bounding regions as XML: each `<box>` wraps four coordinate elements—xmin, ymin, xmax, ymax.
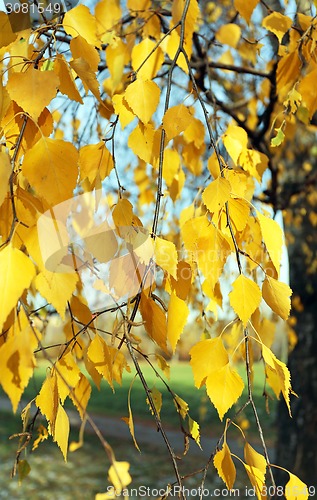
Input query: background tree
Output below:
<box><xmin>0</xmin><ymin>0</ymin><xmax>316</xmax><ymax>497</ymax></box>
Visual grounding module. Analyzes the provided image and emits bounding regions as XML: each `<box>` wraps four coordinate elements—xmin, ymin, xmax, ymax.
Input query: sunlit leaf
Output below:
<box><xmin>35</xmin><ymin>270</ymin><xmax>78</xmax><ymax>320</ymax></box>
<box><xmin>229</xmin><ymin>275</ymin><xmax>262</xmax><ymax>327</ymax></box>
<box><xmin>0</xmin><ymin>152</ymin><xmax>11</xmax><ymax>207</ymax></box>
<box><xmin>124</xmin><ymin>79</ymin><xmax>160</xmax><ymax>124</ymax></box>
<box><xmin>22</xmin><ymin>138</ymin><xmax>78</xmax><ymax>205</ymax></box>
<box><xmin>262</xmin><ymin>12</ymin><xmax>292</xmax><ymax>43</ymax></box>
<box><xmin>108</xmin><ymin>461</ymin><xmax>132</xmax><ymax>492</ymax></box>
<box><xmin>63</xmin><ymin>5</ymin><xmax>98</xmax><ymax>46</ymax></box>
<box><xmin>262</xmin><ymin>276</ymin><xmax>292</xmax><ymax>320</ymax></box>
<box><xmin>285</xmin><ymin>473</ymin><xmax>309</xmax><ymax>500</ymax></box>
<box><xmin>132</xmin><ymin>38</ymin><xmax>164</xmax><ymax>80</ymax></box>
<box><xmin>167</xmin><ymin>291</ymin><xmax>189</xmax><ymax>352</ymax></box>
<box><xmin>140</xmin><ymin>293</ymin><xmax>168</xmax><ymax>353</ymax></box>
<box><xmin>7</xmin><ymin>67</ymin><xmax>59</xmax><ymax>121</ymax></box>
<box><xmin>257</xmin><ymin>211</ymin><xmax>283</xmax><ymax>275</ymax></box>
<box><xmin>0</xmin><ymin>244</ymin><xmax>35</xmax><ymax>332</ymax></box>
<box><xmin>154</xmin><ymin>236</ymin><xmax>178</xmax><ymax>279</ymax></box>
<box><xmin>162</xmin><ymin>104</ymin><xmax>193</xmax><ymax>141</ymax></box>
<box><xmin>202</xmin><ymin>177</ymin><xmax>231</xmax><ymax>213</ymax></box>
<box><xmin>213</xmin><ymin>442</ymin><xmax>236</xmax><ymax>489</ymax></box>
<box><xmin>53</xmin><ymin>404</ymin><xmax>70</xmax><ymax>461</ymax></box>
<box><xmin>206</xmin><ymin>363</ymin><xmax>244</xmax><ymax>420</ymax></box>
<box><xmin>190</xmin><ymin>337</ymin><xmax>228</xmax><ymax>388</ymax></box>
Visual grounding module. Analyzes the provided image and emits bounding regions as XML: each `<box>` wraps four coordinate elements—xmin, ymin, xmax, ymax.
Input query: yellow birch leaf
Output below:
<box><xmin>167</xmin><ymin>291</ymin><xmax>189</xmax><ymax>352</ymax></box>
<box><xmin>169</xmin><ymin>166</ymin><xmax>185</xmax><ymax>201</ymax></box>
<box><xmin>156</xmin><ymin>354</ymin><xmax>170</xmax><ymax>379</ymax></box>
<box><xmin>112</xmin><ymin>198</ymin><xmax>133</xmax><ymax>228</ymax></box>
<box><xmin>139</xmin><ymin>293</ymin><xmax>168</xmax><ymax>353</ymax></box>
<box><xmin>70</xmin><ymin>57</ymin><xmax>101</xmax><ymax>100</ymax></box>
<box><xmin>70</xmin><ymin>373</ymin><xmax>91</xmax><ymax>420</ymax></box>
<box><xmin>146</xmin><ymin>386</ymin><xmax>162</xmax><ymax>417</ymax></box>
<box><xmin>53</xmin><ymin>352</ymin><xmax>81</xmax><ymax>404</ymax></box>
<box><xmin>216</xmin><ymin>24</ymin><xmax>241</xmax><ymax>48</ymax></box>
<box><xmin>53</xmin><ymin>404</ymin><xmax>70</xmax><ymax>461</ymax></box>
<box><xmin>223</xmin><ymin>124</ymin><xmax>248</xmax><ymax>163</ymax></box>
<box><xmin>229</xmin><ymin>275</ymin><xmax>262</xmax><ymax>327</ymax></box>
<box><xmin>128</xmin><ymin>122</ymin><xmax>160</xmax><ymax>165</ymax></box>
<box><xmin>170</xmin><ymin>261</ymin><xmax>192</xmax><ymax>300</ymax></box>
<box><xmin>244</xmin><ymin>443</ymin><xmax>267</xmax><ymax>499</ymax></box>
<box><xmin>95</xmin><ymin>0</ymin><xmax>122</xmax><ymax>40</ymax></box>
<box><xmin>112</xmin><ymin>94</ymin><xmax>135</xmax><ymax>129</ymax></box>
<box><xmin>239</xmin><ymin>148</ymin><xmax>262</xmax><ymax>181</ymax></box>
<box><xmin>234</xmin><ymin>0</ymin><xmax>259</xmax><ymax>23</ymax></box>
<box><xmin>132</xmin><ymin>38</ymin><xmax>164</xmax><ymax>80</ymax></box>
<box><xmin>0</xmin><ymin>152</ymin><xmax>11</xmax><ymax>207</ymax></box>
<box><xmin>6</xmin><ymin>67</ymin><xmax>59</xmax><ymax>121</ymax></box>
<box><xmin>171</xmin><ymin>0</ymin><xmax>199</xmax><ymax>57</ymax></box>
<box><xmin>84</xmin><ymin>348</ymin><xmax>102</xmax><ymax>389</ymax></box>
<box><xmin>202</xmin><ymin>177</ymin><xmax>231</xmax><ymax>213</ymax></box>
<box><xmin>213</xmin><ymin>442</ymin><xmax>236</xmax><ymax>489</ymax></box>
<box><xmin>190</xmin><ymin>337</ymin><xmax>228</xmax><ymax>389</ymax></box>
<box><xmin>79</xmin><ymin>142</ymin><xmax>113</xmax><ymax>183</ymax></box>
<box><xmin>106</xmin><ymin>39</ymin><xmax>129</xmax><ymax>93</ymax></box>
<box><xmin>0</xmin><ymin>244</ymin><xmax>35</xmax><ymax>331</ymax></box>
<box><xmin>54</xmin><ymin>55</ymin><xmax>83</xmax><ymax>104</ymax></box>
<box><xmin>70</xmin><ymin>35</ymin><xmax>100</xmax><ymax>73</ymax></box>
<box><xmin>36</xmin><ymin>373</ymin><xmax>59</xmax><ymax>434</ymax></box>
<box><xmin>128</xmin><ymin>0</ymin><xmax>150</xmax><ymax>9</ymax></box>
<box><xmin>257</xmin><ymin>211</ymin><xmax>283</xmax><ymax>276</ymax></box>
<box><xmin>124</xmin><ymin>79</ymin><xmax>160</xmax><ymax>124</ymax></box>
<box><xmin>283</xmin><ymin>87</ymin><xmax>302</xmax><ymax>114</ymax></box>
<box><xmin>285</xmin><ymin>473</ymin><xmax>309</xmax><ymax>500</ymax></box>
<box><xmin>122</xmin><ymin>376</ymin><xmax>140</xmax><ymax>451</ymax></box>
<box><xmin>276</xmin><ymin>51</ymin><xmax>301</xmax><ymax>97</ymax></box>
<box><xmin>165</xmin><ymin>30</ymin><xmax>188</xmax><ymax>73</ymax></box>
<box><xmin>243</xmin><ymin>464</ymin><xmax>267</xmax><ymax>500</ymax></box>
<box><xmin>298</xmin><ymin>68</ymin><xmax>317</xmax><ymax>118</ymax></box>
<box><xmin>227</xmin><ymin>198</ymin><xmax>250</xmax><ymax>233</ymax></box>
<box><xmin>0</xmin><ymin>11</ymin><xmax>17</xmax><ymax>48</ymax></box>
<box><xmin>262</xmin><ymin>12</ymin><xmax>292</xmax><ymax>43</ymax></box>
<box><xmin>22</xmin><ymin>137</ymin><xmax>78</xmax><ymax>205</ymax></box>
<box><xmin>206</xmin><ymin>363</ymin><xmax>244</xmax><ymax>420</ymax></box>
<box><xmin>32</xmin><ymin>425</ymin><xmax>48</xmax><ymax>451</ymax></box>
<box><xmin>202</xmin><ymin>280</ymin><xmax>222</xmax><ymax>320</ymax></box>
<box><xmin>207</xmin><ymin>153</ymin><xmax>221</xmax><ymax>178</ymax></box>
<box><xmin>35</xmin><ymin>270</ymin><xmax>78</xmax><ymax>320</ymax></box>
<box><xmin>0</xmin><ymin>322</ymin><xmax>38</xmax><ymax>412</ymax></box>
<box><xmin>183</xmin><ymin>117</ymin><xmax>205</xmax><ymax>147</ymax></box>
<box><xmin>262</xmin><ymin>344</ymin><xmax>292</xmax><ymax>414</ymax></box>
<box><xmin>63</xmin><ymin>5</ymin><xmax>98</xmax><ymax>47</ymax></box>
<box><xmin>0</xmin><ymin>85</ymin><xmax>11</xmax><ymax>122</ymax></box>
<box><xmin>108</xmin><ymin>461</ymin><xmax>132</xmax><ymax>492</ymax></box>
<box><xmin>162</xmin><ymin>104</ymin><xmax>193</xmax><ymax>142</ymax></box>
<box><xmin>162</xmin><ymin>148</ymin><xmax>180</xmax><ymax>186</ymax></box>
<box><xmin>87</xmin><ymin>334</ymin><xmax>129</xmax><ymax>389</ymax></box>
<box><xmin>262</xmin><ymin>276</ymin><xmax>292</xmax><ymax>320</ymax></box>
<box><xmin>174</xmin><ymin>394</ymin><xmax>189</xmax><ymax>419</ymax></box>
<box><xmin>188</xmin><ymin>416</ymin><xmax>201</xmax><ymax>448</ymax></box>
<box><xmin>154</xmin><ymin>236</ymin><xmax>178</xmax><ymax>279</ymax></box>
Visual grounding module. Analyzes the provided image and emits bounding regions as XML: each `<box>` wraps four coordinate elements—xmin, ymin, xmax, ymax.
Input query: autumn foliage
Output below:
<box><xmin>0</xmin><ymin>0</ymin><xmax>316</xmax><ymax>498</ymax></box>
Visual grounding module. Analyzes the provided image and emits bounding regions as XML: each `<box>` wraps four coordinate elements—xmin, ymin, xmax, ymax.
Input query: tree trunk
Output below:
<box><xmin>274</xmin><ymin>216</ymin><xmax>317</xmax><ymax>487</ymax></box>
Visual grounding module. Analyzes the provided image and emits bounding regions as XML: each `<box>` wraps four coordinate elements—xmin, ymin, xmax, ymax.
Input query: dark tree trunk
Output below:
<box><xmin>275</xmin><ymin>215</ymin><xmax>317</xmax><ymax>487</ymax></box>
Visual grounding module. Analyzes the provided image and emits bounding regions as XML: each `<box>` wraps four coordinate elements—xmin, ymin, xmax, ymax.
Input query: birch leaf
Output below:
<box><xmin>262</xmin><ymin>276</ymin><xmax>292</xmax><ymax>320</ymax></box>
<box><xmin>124</xmin><ymin>79</ymin><xmax>160</xmax><ymax>124</ymax></box>
<box><xmin>229</xmin><ymin>275</ymin><xmax>262</xmax><ymax>327</ymax></box>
